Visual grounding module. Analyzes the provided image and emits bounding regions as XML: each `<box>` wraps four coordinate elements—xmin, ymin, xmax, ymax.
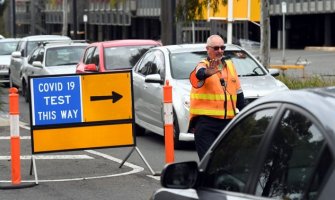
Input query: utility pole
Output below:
<box><xmin>62</xmin><ymin>0</ymin><xmax>68</xmax><ymax>36</ymax></box>
<box><xmin>11</xmin><ymin>0</ymin><xmax>16</xmax><ymax>37</ymax></box>
<box><xmin>161</xmin><ymin>0</ymin><xmax>176</xmax><ymax>45</ymax></box>
<box><xmin>72</xmin><ymin>0</ymin><xmax>77</xmax><ymax>39</ymax></box>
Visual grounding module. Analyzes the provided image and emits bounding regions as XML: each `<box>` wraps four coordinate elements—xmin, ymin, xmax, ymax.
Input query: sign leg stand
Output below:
<box><xmin>119</xmin><ymin>146</ymin><xmax>159</xmax><ymax>176</ymax></box>
<box><xmin>31</xmin><ymin>156</ymin><xmax>39</xmax><ymax>184</ymax></box>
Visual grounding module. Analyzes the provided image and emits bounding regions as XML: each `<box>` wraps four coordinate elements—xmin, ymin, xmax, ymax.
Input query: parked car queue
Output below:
<box><xmin>132</xmin><ymin>43</ymin><xmax>289</xmax><ymax>148</ymax></box>
<box><xmin>5</xmin><ymin>36</ymin><xmax>289</xmax><ymax>149</ymax></box>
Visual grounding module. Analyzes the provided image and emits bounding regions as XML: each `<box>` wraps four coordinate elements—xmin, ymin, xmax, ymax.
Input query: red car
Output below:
<box><xmin>76</xmin><ymin>39</ymin><xmax>161</xmax><ymax>73</ymax></box>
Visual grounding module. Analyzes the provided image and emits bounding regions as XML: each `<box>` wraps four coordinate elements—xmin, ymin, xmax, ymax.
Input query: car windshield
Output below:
<box><xmin>104</xmin><ymin>45</ymin><xmax>154</xmax><ymax>70</ymax></box>
<box><xmin>45</xmin><ymin>46</ymin><xmax>86</xmax><ymax>67</ymax></box>
<box><xmin>170</xmin><ymin>50</ymin><xmax>266</xmax><ymax>79</ymax></box>
<box><xmin>0</xmin><ymin>41</ymin><xmax>19</xmax><ymax>55</ymax></box>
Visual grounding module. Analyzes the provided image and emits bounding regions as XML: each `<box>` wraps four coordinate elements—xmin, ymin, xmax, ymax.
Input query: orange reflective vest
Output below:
<box><xmin>189</xmin><ymin>59</ymin><xmax>240</xmax><ymax>121</ymax></box>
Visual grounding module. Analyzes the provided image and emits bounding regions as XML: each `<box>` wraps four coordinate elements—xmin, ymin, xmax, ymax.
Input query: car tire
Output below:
<box><xmin>23</xmin><ymin>81</ymin><xmax>29</xmax><ymax>103</ymax></box>
<box><xmin>135</xmin><ymin>124</ymin><xmax>146</xmax><ymax>136</ymax></box>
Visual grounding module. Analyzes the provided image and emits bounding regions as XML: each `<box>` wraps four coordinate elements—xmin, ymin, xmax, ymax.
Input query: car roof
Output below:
<box><xmin>153</xmin><ymin>43</ymin><xmax>243</xmax><ymax>53</ymax></box>
<box><xmin>90</xmin><ymin>39</ymin><xmax>161</xmax><ymax>48</ymax></box>
<box><xmin>42</xmin><ymin>42</ymin><xmax>89</xmax><ymax>49</ymax></box>
<box><xmin>245</xmin><ymin>87</ymin><xmax>335</xmax><ymax>131</ymax></box>
<box><xmin>20</xmin><ymin>35</ymin><xmax>71</xmax><ymax>41</ymax></box>
<box><xmin>0</xmin><ymin>38</ymin><xmax>21</xmax><ymax>42</ymax></box>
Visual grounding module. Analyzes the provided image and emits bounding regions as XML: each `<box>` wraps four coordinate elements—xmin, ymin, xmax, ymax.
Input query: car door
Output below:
<box><xmin>199</xmin><ymin>106</ymin><xmax>278</xmax><ymax>194</ymax></box>
<box><xmin>133</xmin><ymin>50</ymin><xmax>165</xmax><ymax>135</ymax></box>
<box><xmin>10</xmin><ymin>40</ymin><xmax>26</xmax><ymax>87</ymax></box>
<box><xmin>23</xmin><ymin>48</ymin><xmax>42</xmax><ymax>80</ymax></box>
<box><xmin>199</xmin><ymin>103</ymin><xmax>334</xmax><ymax>200</ymax></box>
<box><xmin>251</xmin><ymin>105</ymin><xmax>334</xmax><ymax>200</ymax></box>
<box><xmin>29</xmin><ymin>48</ymin><xmax>45</xmax><ymax>77</ymax></box>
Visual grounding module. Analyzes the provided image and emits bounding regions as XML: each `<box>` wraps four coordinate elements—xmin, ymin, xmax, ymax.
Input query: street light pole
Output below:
<box><xmin>282</xmin><ymin>1</ymin><xmax>287</xmax><ymax>64</ymax></box>
<box><xmin>83</xmin><ymin>14</ymin><xmax>88</xmax><ymax>41</ymax></box>
<box><xmin>72</xmin><ymin>0</ymin><xmax>77</xmax><ymax>39</ymax></box>
<box><xmin>11</xmin><ymin>0</ymin><xmax>16</xmax><ymax>37</ymax></box>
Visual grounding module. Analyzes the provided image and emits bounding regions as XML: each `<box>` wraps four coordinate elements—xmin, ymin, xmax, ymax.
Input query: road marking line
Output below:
<box><xmin>0</xmin><ymin>150</ymin><xmax>147</xmax><ymax>183</ymax></box>
<box><xmin>0</xmin><ymin>120</ymin><xmax>158</xmax><ymax>182</ymax></box>
<box><xmin>0</xmin><ymin>136</ymin><xmax>31</xmax><ymax>139</ymax></box>
<box><xmin>0</xmin><ymin>155</ymin><xmax>93</xmax><ymax>160</ymax></box>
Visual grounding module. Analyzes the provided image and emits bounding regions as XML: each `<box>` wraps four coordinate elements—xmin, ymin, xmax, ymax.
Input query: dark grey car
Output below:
<box><xmin>151</xmin><ymin>87</ymin><xmax>335</xmax><ymax>200</ymax></box>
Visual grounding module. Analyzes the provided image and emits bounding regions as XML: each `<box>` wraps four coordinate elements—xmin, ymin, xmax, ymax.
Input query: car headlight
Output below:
<box><xmin>183</xmin><ymin>95</ymin><xmax>190</xmax><ymax>110</ymax></box>
<box><xmin>0</xmin><ymin>64</ymin><xmax>9</xmax><ymax>70</ymax></box>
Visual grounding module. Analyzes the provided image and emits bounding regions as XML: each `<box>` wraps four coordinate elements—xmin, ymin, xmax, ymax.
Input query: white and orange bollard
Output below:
<box><xmin>163</xmin><ymin>80</ymin><xmax>174</xmax><ymax>163</ymax></box>
<box><xmin>9</xmin><ymin>87</ymin><xmax>21</xmax><ymax>185</ymax></box>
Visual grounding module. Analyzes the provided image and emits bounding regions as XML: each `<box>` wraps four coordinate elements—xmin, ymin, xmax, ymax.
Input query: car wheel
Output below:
<box><xmin>135</xmin><ymin>124</ymin><xmax>146</xmax><ymax>136</ymax></box>
<box><xmin>23</xmin><ymin>82</ymin><xmax>30</xmax><ymax>103</ymax></box>
<box><xmin>173</xmin><ymin>111</ymin><xmax>182</xmax><ymax>149</ymax></box>
<box><xmin>9</xmin><ymin>71</ymin><xmax>16</xmax><ymax>88</ymax></box>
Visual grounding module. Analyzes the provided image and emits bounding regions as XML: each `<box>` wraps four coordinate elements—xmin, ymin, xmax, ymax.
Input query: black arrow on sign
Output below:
<box><xmin>90</xmin><ymin>91</ymin><xmax>123</xmax><ymax>103</ymax></box>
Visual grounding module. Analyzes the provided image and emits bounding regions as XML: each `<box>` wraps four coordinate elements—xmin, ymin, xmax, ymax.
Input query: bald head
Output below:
<box><xmin>206</xmin><ymin>35</ymin><xmax>224</xmax><ymax>47</ymax></box>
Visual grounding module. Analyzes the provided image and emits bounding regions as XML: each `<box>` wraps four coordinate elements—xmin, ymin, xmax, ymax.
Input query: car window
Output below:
<box><xmin>169</xmin><ymin>50</ymin><xmax>266</xmax><ymax>80</ymax></box>
<box><xmin>0</xmin><ymin>41</ymin><xmax>19</xmax><ymax>55</ymax></box>
<box><xmin>104</xmin><ymin>45</ymin><xmax>154</xmax><ymax>70</ymax></box>
<box><xmin>136</xmin><ymin>51</ymin><xmax>155</xmax><ymax>76</ymax></box>
<box><xmin>36</xmin><ymin>48</ymin><xmax>44</xmax><ymax>62</ymax></box>
<box><xmin>202</xmin><ymin>108</ymin><xmax>277</xmax><ymax>192</ymax></box>
<box><xmin>255</xmin><ymin>108</ymin><xmax>331</xmax><ymax>200</ymax></box>
<box><xmin>46</xmin><ymin>46</ymin><xmax>86</xmax><ymax>67</ymax></box>
<box><xmin>92</xmin><ymin>48</ymin><xmax>99</xmax><ymax>69</ymax></box>
<box><xmin>26</xmin><ymin>41</ymin><xmax>41</xmax><ymax>57</ymax></box>
<box><xmin>28</xmin><ymin>48</ymin><xmax>41</xmax><ymax>64</ymax></box>
<box><xmin>225</xmin><ymin>51</ymin><xmax>266</xmax><ymax>76</ymax></box>
<box><xmin>151</xmin><ymin>50</ymin><xmax>165</xmax><ymax>77</ymax></box>
<box><xmin>83</xmin><ymin>47</ymin><xmax>96</xmax><ymax>64</ymax></box>
<box><xmin>170</xmin><ymin>51</ymin><xmax>207</xmax><ymax>79</ymax></box>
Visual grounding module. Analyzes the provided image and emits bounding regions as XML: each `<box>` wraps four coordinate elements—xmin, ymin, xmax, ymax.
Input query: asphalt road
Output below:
<box><xmin>269</xmin><ymin>49</ymin><xmax>335</xmax><ymax>77</ymax></box>
<box><xmin>0</xmin><ymin>91</ymin><xmax>197</xmax><ymax>200</ymax></box>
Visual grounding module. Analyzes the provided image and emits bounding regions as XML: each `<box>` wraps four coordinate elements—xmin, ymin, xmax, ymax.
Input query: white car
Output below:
<box><xmin>21</xmin><ymin>41</ymin><xmax>88</xmax><ymax>102</ymax></box>
<box><xmin>132</xmin><ymin>43</ymin><xmax>289</xmax><ymax>148</ymax></box>
<box><xmin>0</xmin><ymin>38</ymin><xmax>20</xmax><ymax>85</ymax></box>
<box><xmin>9</xmin><ymin>35</ymin><xmax>71</xmax><ymax>90</ymax></box>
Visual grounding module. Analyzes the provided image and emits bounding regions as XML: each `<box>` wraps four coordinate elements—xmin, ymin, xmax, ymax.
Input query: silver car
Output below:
<box><xmin>132</xmin><ymin>43</ymin><xmax>289</xmax><ymax>148</ymax></box>
<box><xmin>0</xmin><ymin>38</ymin><xmax>20</xmax><ymax>85</ymax></box>
<box><xmin>9</xmin><ymin>35</ymin><xmax>71</xmax><ymax>89</ymax></box>
<box><xmin>21</xmin><ymin>42</ymin><xmax>88</xmax><ymax>102</ymax></box>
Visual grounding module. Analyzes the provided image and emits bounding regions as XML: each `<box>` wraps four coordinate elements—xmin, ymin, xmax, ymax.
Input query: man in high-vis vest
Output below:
<box><xmin>189</xmin><ymin>35</ymin><xmax>245</xmax><ymax>160</ymax></box>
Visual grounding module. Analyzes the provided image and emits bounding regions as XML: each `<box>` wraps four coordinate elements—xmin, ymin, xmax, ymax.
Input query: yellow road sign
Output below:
<box><xmin>81</xmin><ymin>72</ymin><xmax>133</xmax><ymax>122</ymax></box>
<box><xmin>33</xmin><ymin>124</ymin><xmax>134</xmax><ymax>153</ymax></box>
<box><xmin>30</xmin><ymin>71</ymin><xmax>135</xmax><ymax>153</ymax></box>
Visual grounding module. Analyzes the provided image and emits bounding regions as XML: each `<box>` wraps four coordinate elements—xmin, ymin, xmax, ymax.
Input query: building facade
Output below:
<box><xmin>6</xmin><ymin>0</ymin><xmax>335</xmax><ymax>48</ymax></box>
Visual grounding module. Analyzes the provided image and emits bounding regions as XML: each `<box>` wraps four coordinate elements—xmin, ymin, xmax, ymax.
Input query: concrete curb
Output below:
<box><xmin>304</xmin><ymin>46</ymin><xmax>335</xmax><ymax>51</ymax></box>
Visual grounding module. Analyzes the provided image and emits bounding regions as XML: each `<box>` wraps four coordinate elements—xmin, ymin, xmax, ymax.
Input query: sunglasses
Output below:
<box><xmin>209</xmin><ymin>46</ymin><xmax>226</xmax><ymax>51</ymax></box>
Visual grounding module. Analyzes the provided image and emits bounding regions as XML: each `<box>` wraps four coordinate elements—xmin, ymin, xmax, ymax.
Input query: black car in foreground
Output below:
<box><xmin>150</xmin><ymin>87</ymin><xmax>335</xmax><ymax>200</ymax></box>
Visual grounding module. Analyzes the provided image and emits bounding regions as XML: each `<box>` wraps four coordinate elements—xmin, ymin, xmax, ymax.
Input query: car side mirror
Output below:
<box><xmin>268</xmin><ymin>68</ymin><xmax>280</xmax><ymax>77</ymax></box>
<box><xmin>32</xmin><ymin>61</ymin><xmax>43</xmax><ymax>68</ymax></box>
<box><xmin>161</xmin><ymin>161</ymin><xmax>199</xmax><ymax>189</ymax></box>
<box><xmin>144</xmin><ymin>74</ymin><xmax>163</xmax><ymax>84</ymax></box>
<box><xmin>84</xmin><ymin>63</ymin><xmax>98</xmax><ymax>72</ymax></box>
<box><xmin>11</xmin><ymin>51</ymin><xmax>21</xmax><ymax>58</ymax></box>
